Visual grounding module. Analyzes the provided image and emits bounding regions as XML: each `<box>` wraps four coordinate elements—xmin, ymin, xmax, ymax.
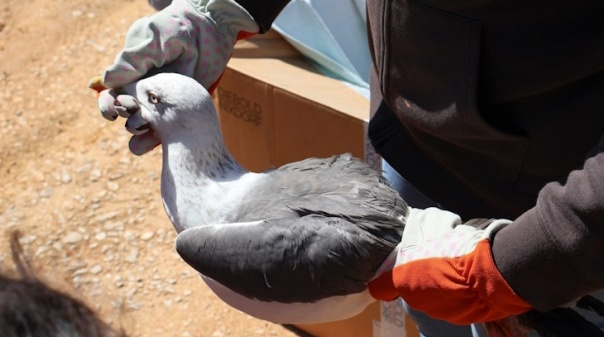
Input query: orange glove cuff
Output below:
<box><xmin>369</xmin><ymin>240</ymin><xmax>531</xmax><ymax>324</ymax></box>
<box><xmin>236</xmin><ymin>31</ymin><xmax>257</xmax><ymax>41</ymax></box>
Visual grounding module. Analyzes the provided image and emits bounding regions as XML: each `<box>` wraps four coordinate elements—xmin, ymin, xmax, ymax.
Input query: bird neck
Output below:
<box><xmin>160</xmin><ymin>130</ymin><xmax>247</xmax><ymax>183</ymax></box>
<box><xmin>159</xmin><ymin>129</ymin><xmax>250</xmax><ymax>232</ymax></box>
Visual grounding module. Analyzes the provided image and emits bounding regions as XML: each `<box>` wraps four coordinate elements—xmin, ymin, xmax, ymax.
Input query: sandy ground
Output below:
<box><xmin>0</xmin><ymin>1</ymin><xmax>303</xmax><ymax>336</ymax></box>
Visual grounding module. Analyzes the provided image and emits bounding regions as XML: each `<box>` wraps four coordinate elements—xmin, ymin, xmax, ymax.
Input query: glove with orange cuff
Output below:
<box><xmin>369</xmin><ymin>207</ymin><xmax>532</xmax><ymax>325</ymax></box>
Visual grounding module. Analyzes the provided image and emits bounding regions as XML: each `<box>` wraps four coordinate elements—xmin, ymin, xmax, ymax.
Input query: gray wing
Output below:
<box><xmin>232</xmin><ymin>154</ymin><xmax>408</xmax><ymax>223</ymax></box>
<box><xmin>175</xmin><ymin>213</ymin><xmax>403</xmax><ymax>303</ymax></box>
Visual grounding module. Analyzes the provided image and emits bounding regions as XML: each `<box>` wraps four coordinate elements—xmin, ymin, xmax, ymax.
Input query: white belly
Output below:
<box><xmin>200</xmin><ymin>274</ymin><xmax>376</xmax><ymax>324</ymax></box>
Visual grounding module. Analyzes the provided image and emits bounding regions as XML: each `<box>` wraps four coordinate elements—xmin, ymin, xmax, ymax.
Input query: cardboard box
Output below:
<box><xmin>285</xmin><ymin>302</ymin><xmax>379</xmax><ymax>337</ymax></box>
<box><xmin>215</xmin><ymin>32</ymin><xmax>417</xmax><ymax>337</ymax></box>
<box><xmin>216</xmin><ymin>31</ymin><xmax>379</xmax><ymax>173</ymax></box>
<box><xmin>293</xmin><ymin>301</ymin><xmax>419</xmax><ymax>337</ymax></box>
<box><xmin>230</xmin><ymin>29</ymin><xmax>301</xmax><ymax>59</ymax></box>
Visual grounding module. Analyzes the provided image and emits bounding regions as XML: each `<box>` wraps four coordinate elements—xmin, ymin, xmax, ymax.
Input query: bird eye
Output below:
<box><xmin>148</xmin><ymin>92</ymin><xmax>161</xmax><ymax>104</ymax></box>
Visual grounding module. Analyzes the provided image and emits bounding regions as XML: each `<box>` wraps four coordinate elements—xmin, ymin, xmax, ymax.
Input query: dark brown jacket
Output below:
<box><xmin>236</xmin><ymin>0</ymin><xmax>604</xmax><ymax>312</ymax></box>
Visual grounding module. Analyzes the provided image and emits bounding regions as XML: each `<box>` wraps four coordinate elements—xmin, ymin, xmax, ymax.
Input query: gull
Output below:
<box><xmin>97</xmin><ymin>72</ymin><xmax>407</xmax><ymax>324</ymax></box>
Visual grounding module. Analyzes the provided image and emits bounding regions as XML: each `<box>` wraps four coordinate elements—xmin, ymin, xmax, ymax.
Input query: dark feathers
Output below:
<box><xmin>176</xmin><ymin>154</ymin><xmax>407</xmax><ymax>303</ymax></box>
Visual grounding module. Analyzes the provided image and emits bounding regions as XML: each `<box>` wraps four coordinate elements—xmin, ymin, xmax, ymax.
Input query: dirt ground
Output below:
<box><xmin>0</xmin><ymin>1</ymin><xmax>303</xmax><ymax>336</ymax></box>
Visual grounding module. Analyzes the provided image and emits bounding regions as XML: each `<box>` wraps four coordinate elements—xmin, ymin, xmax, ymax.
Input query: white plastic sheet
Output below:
<box><xmin>273</xmin><ymin>0</ymin><xmax>371</xmax><ymax>98</ymax></box>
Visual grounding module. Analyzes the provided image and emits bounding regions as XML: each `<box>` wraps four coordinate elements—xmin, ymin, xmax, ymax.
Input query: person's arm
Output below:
<box><xmin>369</xmin><ymin>137</ymin><xmax>604</xmax><ymax>325</ymax></box>
<box><xmin>234</xmin><ymin>0</ymin><xmax>291</xmax><ymax>33</ymax></box>
<box><xmin>493</xmin><ymin>137</ymin><xmax>604</xmax><ymax>311</ymax></box>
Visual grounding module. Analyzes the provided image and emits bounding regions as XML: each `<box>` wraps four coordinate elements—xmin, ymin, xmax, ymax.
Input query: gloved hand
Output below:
<box><xmin>104</xmin><ymin>0</ymin><xmax>258</xmax><ymax>90</ymax></box>
<box><xmin>100</xmin><ymin>0</ymin><xmax>259</xmax><ymax>154</ymax></box>
<box><xmin>93</xmin><ymin>85</ymin><xmax>159</xmax><ymax>156</ymax></box>
<box><xmin>369</xmin><ymin>207</ymin><xmax>532</xmax><ymax>325</ymax></box>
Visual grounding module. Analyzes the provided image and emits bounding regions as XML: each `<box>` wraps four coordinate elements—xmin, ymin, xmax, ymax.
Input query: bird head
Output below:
<box><xmin>121</xmin><ymin>73</ymin><xmax>218</xmax><ymax>137</ymax></box>
<box><xmin>94</xmin><ymin>73</ymin><xmax>221</xmax><ymax>154</ymax></box>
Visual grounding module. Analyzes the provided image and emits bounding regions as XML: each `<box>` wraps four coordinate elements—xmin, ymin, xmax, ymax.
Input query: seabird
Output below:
<box><xmin>97</xmin><ymin>72</ymin><xmax>407</xmax><ymax>324</ymax></box>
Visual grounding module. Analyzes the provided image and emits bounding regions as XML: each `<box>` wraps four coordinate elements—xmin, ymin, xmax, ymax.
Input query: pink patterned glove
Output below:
<box><xmin>101</xmin><ymin>0</ymin><xmax>259</xmax><ymax>154</ymax></box>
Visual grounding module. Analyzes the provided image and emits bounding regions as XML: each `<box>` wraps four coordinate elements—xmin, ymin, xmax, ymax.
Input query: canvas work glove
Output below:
<box><xmin>104</xmin><ymin>0</ymin><xmax>258</xmax><ymax>91</ymax></box>
<box><xmin>101</xmin><ymin>0</ymin><xmax>258</xmax><ymax>155</ymax></box>
<box><xmin>369</xmin><ymin>207</ymin><xmax>532</xmax><ymax>325</ymax></box>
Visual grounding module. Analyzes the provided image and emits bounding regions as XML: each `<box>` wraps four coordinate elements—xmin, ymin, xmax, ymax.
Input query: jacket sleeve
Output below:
<box><xmin>492</xmin><ymin>137</ymin><xmax>604</xmax><ymax>311</ymax></box>
<box><xmin>234</xmin><ymin>0</ymin><xmax>291</xmax><ymax>33</ymax></box>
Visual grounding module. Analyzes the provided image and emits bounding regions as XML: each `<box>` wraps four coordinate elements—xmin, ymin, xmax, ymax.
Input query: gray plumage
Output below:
<box><xmin>177</xmin><ymin>154</ymin><xmax>407</xmax><ymax>303</ymax></box>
